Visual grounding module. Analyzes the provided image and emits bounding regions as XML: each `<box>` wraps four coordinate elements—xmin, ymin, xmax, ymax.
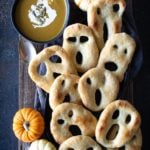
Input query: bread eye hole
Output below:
<box><xmin>113</xmin><ymin>44</ymin><xmax>118</xmax><ymax>49</ymax></box>
<box><xmin>113</xmin><ymin>4</ymin><xmax>120</xmax><ymax>12</ymax></box>
<box><xmin>67</xmin><ymin>37</ymin><xmax>76</xmax><ymax>42</ymax></box>
<box><xmin>112</xmin><ymin>109</ymin><xmax>120</xmax><ymax>119</ymax></box>
<box><xmin>76</xmin><ymin>51</ymin><xmax>83</xmax><ymax>65</ymax></box>
<box><xmin>57</xmin><ymin>119</ymin><xmax>64</xmax><ymax>125</ymax></box>
<box><xmin>80</xmin><ymin>36</ymin><xmax>89</xmax><ymax>43</ymax></box>
<box><xmin>68</xmin><ymin>110</ymin><xmax>73</xmax><ymax>118</ymax></box>
<box><xmin>49</xmin><ymin>55</ymin><xmax>62</xmax><ymax>63</ymax></box>
<box><xmin>61</xmin><ymin>80</ymin><xmax>65</xmax><ymax>86</ymax></box>
<box><xmin>124</xmin><ymin>48</ymin><xmax>127</xmax><ymax>54</ymax></box>
<box><xmin>38</xmin><ymin>63</ymin><xmax>47</xmax><ymax>76</ymax></box>
<box><xmin>125</xmin><ymin>114</ymin><xmax>131</xmax><ymax>124</ymax></box>
<box><xmin>86</xmin><ymin>78</ymin><xmax>91</xmax><ymax>85</ymax></box>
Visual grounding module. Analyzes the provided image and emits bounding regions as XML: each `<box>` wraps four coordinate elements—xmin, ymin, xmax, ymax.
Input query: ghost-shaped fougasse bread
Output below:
<box><xmin>87</xmin><ymin>0</ymin><xmax>126</xmax><ymax>49</ymax></box>
<box><xmin>63</xmin><ymin>23</ymin><xmax>99</xmax><ymax>73</ymax></box>
<box><xmin>97</xmin><ymin>33</ymin><xmax>136</xmax><ymax>82</ymax></box>
<box><xmin>95</xmin><ymin>100</ymin><xmax>141</xmax><ymax>148</ymax></box>
<box><xmin>50</xmin><ymin>103</ymin><xmax>97</xmax><ymax>144</ymax></box>
<box><xmin>28</xmin><ymin>45</ymin><xmax>77</xmax><ymax>93</ymax></box>
<box><xmin>59</xmin><ymin>135</ymin><xmax>102</xmax><ymax>150</ymax></box>
<box><xmin>49</xmin><ymin>74</ymin><xmax>82</xmax><ymax>110</ymax></box>
<box><xmin>78</xmin><ymin>67</ymin><xmax>119</xmax><ymax>112</ymax></box>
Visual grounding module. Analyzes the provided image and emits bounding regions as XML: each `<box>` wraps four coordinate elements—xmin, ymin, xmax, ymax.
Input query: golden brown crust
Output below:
<box><xmin>95</xmin><ymin>100</ymin><xmax>141</xmax><ymax>148</ymax></box>
<box><xmin>78</xmin><ymin>67</ymin><xmax>119</xmax><ymax>111</ymax></box>
<box><xmin>59</xmin><ymin>135</ymin><xmax>102</xmax><ymax>150</ymax></box>
<box><xmin>87</xmin><ymin>0</ymin><xmax>126</xmax><ymax>49</ymax></box>
<box><xmin>28</xmin><ymin>45</ymin><xmax>77</xmax><ymax>93</ymax></box>
<box><xmin>97</xmin><ymin>33</ymin><xmax>136</xmax><ymax>81</ymax></box>
<box><xmin>63</xmin><ymin>23</ymin><xmax>99</xmax><ymax>73</ymax></box>
<box><xmin>49</xmin><ymin>74</ymin><xmax>82</xmax><ymax>110</ymax></box>
<box><xmin>50</xmin><ymin>103</ymin><xmax>97</xmax><ymax>144</ymax></box>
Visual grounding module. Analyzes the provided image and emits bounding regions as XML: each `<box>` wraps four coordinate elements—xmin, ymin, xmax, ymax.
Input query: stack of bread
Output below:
<box><xmin>15</xmin><ymin>0</ymin><xmax>142</xmax><ymax>149</ymax></box>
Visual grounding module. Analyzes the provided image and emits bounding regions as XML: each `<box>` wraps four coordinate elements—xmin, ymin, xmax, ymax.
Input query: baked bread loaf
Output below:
<box><xmin>97</xmin><ymin>33</ymin><xmax>136</xmax><ymax>81</ymax></box>
<box><xmin>87</xmin><ymin>0</ymin><xmax>126</xmax><ymax>49</ymax></box>
<box><xmin>78</xmin><ymin>67</ymin><xmax>119</xmax><ymax>111</ymax></box>
<box><xmin>63</xmin><ymin>23</ymin><xmax>99</xmax><ymax>73</ymax></box>
<box><xmin>95</xmin><ymin>100</ymin><xmax>141</xmax><ymax>148</ymax></box>
<box><xmin>28</xmin><ymin>45</ymin><xmax>77</xmax><ymax>93</ymax></box>
<box><xmin>49</xmin><ymin>74</ymin><xmax>82</xmax><ymax>110</ymax></box>
<box><xmin>50</xmin><ymin>103</ymin><xmax>97</xmax><ymax>144</ymax></box>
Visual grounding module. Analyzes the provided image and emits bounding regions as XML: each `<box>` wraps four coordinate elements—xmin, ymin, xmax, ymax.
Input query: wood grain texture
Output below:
<box><xmin>18</xmin><ymin>43</ymin><xmax>44</xmax><ymax>150</ymax></box>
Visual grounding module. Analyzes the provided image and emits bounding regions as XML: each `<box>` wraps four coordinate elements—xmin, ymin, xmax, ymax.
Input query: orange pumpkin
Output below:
<box><xmin>12</xmin><ymin>108</ymin><xmax>45</xmax><ymax>142</ymax></box>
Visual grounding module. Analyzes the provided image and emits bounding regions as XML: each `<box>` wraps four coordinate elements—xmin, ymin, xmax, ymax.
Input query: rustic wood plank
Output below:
<box><xmin>18</xmin><ymin>55</ymin><xmax>36</xmax><ymax>150</ymax></box>
<box><xmin>18</xmin><ymin>43</ymin><xmax>44</xmax><ymax>150</ymax></box>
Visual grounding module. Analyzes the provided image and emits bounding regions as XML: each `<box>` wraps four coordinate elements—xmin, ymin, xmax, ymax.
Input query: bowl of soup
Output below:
<box><xmin>12</xmin><ymin>0</ymin><xmax>70</xmax><ymax>43</ymax></box>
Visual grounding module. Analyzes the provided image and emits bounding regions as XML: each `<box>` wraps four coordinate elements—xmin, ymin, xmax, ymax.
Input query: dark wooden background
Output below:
<box><xmin>0</xmin><ymin>0</ymin><xmax>150</xmax><ymax>149</ymax></box>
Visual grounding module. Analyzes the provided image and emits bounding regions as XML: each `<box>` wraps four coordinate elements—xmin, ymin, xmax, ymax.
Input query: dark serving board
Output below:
<box><xmin>18</xmin><ymin>0</ymin><xmax>143</xmax><ymax>149</ymax></box>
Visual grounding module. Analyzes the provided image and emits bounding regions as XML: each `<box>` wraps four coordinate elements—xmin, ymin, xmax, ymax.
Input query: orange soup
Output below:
<box><xmin>14</xmin><ymin>0</ymin><xmax>68</xmax><ymax>42</ymax></box>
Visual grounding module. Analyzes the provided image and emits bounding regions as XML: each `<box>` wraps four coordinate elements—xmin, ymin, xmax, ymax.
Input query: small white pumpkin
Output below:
<box><xmin>29</xmin><ymin>139</ymin><xmax>56</xmax><ymax>150</ymax></box>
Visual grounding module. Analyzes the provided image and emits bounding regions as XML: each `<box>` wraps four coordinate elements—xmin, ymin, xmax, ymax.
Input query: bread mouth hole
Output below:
<box><xmin>61</xmin><ymin>80</ymin><xmax>65</xmax><ymax>86</ymax></box>
<box><xmin>95</xmin><ymin>89</ymin><xmax>102</xmax><ymax>106</ymax></box>
<box><xmin>76</xmin><ymin>51</ymin><xmax>83</xmax><ymax>65</ymax></box>
<box><xmin>106</xmin><ymin>124</ymin><xmax>119</xmax><ymax>141</ymax></box>
<box><xmin>64</xmin><ymin>94</ymin><xmax>71</xmax><ymax>102</ymax></box>
<box><xmin>104</xmin><ymin>62</ymin><xmax>118</xmax><ymax>71</ymax></box>
<box><xmin>97</xmin><ymin>7</ymin><xmax>101</xmax><ymax>15</ymax></box>
<box><xmin>53</xmin><ymin>72</ymin><xmax>61</xmax><ymax>78</ymax></box>
<box><xmin>69</xmin><ymin>125</ymin><xmax>81</xmax><ymax>136</ymax></box>
<box><xmin>49</xmin><ymin>55</ymin><xmax>62</xmax><ymax>63</ymax></box>
<box><xmin>103</xmin><ymin>22</ymin><xmax>108</xmax><ymax>42</ymax></box>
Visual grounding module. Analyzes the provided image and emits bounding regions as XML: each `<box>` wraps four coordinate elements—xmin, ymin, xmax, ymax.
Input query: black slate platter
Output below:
<box><xmin>34</xmin><ymin>0</ymin><xmax>143</xmax><ymax>148</ymax></box>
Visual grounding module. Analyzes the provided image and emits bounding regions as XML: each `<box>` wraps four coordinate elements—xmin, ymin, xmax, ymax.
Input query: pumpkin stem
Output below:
<box><xmin>23</xmin><ymin>121</ymin><xmax>30</xmax><ymax>131</ymax></box>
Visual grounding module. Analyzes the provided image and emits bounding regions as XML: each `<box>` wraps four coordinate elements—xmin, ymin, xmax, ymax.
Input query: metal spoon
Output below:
<box><xmin>18</xmin><ymin>35</ymin><xmax>36</xmax><ymax>63</ymax></box>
